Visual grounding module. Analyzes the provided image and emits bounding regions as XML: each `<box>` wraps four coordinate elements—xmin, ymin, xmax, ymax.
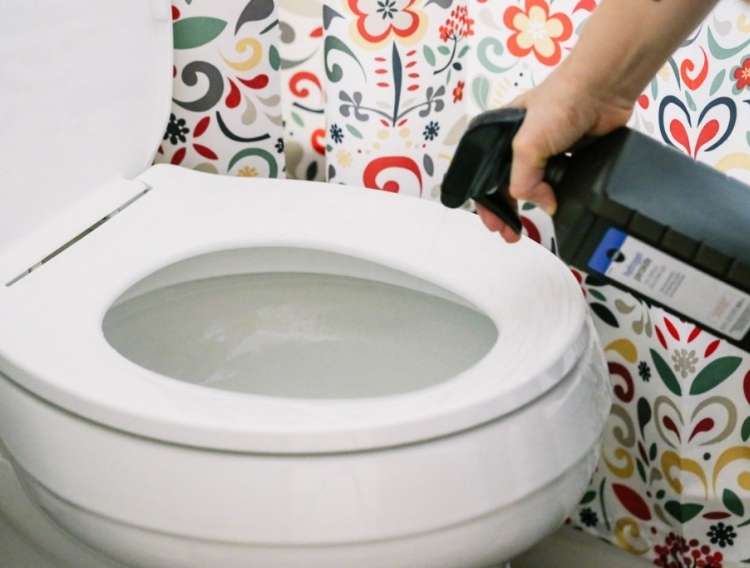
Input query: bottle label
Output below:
<box><xmin>589</xmin><ymin>228</ymin><xmax>750</xmax><ymax>341</ymax></box>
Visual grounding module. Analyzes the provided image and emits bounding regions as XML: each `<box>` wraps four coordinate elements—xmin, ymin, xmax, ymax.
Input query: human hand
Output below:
<box><xmin>476</xmin><ymin>64</ymin><xmax>634</xmax><ymax>243</ymax></box>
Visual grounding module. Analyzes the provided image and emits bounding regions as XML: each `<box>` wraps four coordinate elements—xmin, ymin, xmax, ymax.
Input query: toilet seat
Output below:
<box><xmin>0</xmin><ymin>165</ymin><xmax>589</xmax><ymax>453</ymax></box>
<box><xmin>0</xmin><ymin>0</ymin><xmax>589</xmax><ymax>454</ymax></box>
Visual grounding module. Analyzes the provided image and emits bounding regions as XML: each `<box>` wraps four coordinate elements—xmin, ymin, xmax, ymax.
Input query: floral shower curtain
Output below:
<box><xmin>156</xmin><ymin>1</ymin><xmax>750</xmax><ymax>566</ymax></box>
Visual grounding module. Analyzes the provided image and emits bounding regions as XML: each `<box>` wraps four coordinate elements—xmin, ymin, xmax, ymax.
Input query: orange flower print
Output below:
<box><xmin>348</xmin><ymin>0</ymin><xmax>425</xmax><ymax>47</ymax></box>
<box><xmin>452</xmin><ymin>80</ymin><xmax>465</xmax><ymax>102</ymax></box>
<box><xmin>503</xmin><ymin>0</ymin><xmax>573</xmax><ymax>67</ymax></box>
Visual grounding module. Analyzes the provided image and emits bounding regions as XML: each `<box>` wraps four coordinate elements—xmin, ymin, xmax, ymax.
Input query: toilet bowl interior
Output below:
<box><xmin>103</xmin><ymin>247</ymin><xmax>498</xmax><ymax>399</ymax></box>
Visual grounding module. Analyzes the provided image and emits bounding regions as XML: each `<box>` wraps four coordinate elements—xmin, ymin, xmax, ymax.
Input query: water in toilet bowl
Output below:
<box><xmin>103</xmin><ymin>264</ymin><xmax>498</xmax><ymax>399</ymax></box>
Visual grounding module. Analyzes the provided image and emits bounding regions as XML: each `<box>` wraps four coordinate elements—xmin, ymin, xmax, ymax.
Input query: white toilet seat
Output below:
<box><xmin>0</xmin><ymin>165</ymin><xmax>589</xmax><ymax>454</ymax></box>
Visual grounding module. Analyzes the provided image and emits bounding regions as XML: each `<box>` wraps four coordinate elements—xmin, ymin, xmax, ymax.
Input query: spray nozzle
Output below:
<box><xmin>440</xmin><ymin>108</ymin><xmax>571</xmax><ymax>233</ymax></box>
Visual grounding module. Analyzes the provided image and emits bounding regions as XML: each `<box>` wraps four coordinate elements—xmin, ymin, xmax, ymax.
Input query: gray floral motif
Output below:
<box><xmin>638</xmin><ymin>361</ymin><xmax>651</xmax><ymax>382</ymax></box>
<box><xmin>164</xmin><ymin>113</ymin><xmax>190</xmax><ymax>145</ymax></box>
<box><xmin>707</xmin><ymin>523</ymin><xmax>737</xmax><ymax>548</ymax></box>
<box><xmin>339</xmin><ymin>85</ymin><xmax>445</xmax><ymax>127</ymax></box>
<box><xmin>671</xmin><ymin>349</ymin><xmax>698</xmax><ymax>378</ymax></box>
<box><xmin>377</xmin><ymin>0</ymin><xmax>397</xmax><ymax>20</ymax></box>
<box><xmin>329</xmin><ymin>123</ymin><xmax>344</xmax><ymax>144</ymax></box>
<box><xmin>579</xmin><ymin>507</ymin><xmax>598</xmax><ymax>528</ymax></box>
<box><xmin>423</xmin><ymin>120</ymin><xmax>440</xmax><ymax>141</ymax></box>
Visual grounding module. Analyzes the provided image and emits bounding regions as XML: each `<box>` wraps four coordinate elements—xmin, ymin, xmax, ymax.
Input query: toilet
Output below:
<box><xmin>0</xmin><ymin>2</ymin><xmax>611</xmax><ymax>567</ymax></box>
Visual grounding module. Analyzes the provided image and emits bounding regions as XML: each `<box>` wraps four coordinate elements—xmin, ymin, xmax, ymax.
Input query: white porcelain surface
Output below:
<box><xmin>0</xmin><ymin>167</ymin><xmax>610</xmax><ymax>565</ymax></box>
<box><xmin>0</xmin><ymin>166</ymin><xmax>591</xmax><ymax>453</ymax></box>
<box><xmin>0</xmin><ymin>317</ymin><xmax>609</xmax><ymax>566</ymax></box>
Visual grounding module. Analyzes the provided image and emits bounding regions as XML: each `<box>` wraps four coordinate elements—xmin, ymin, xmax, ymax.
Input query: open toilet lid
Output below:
<box><xmin>0</xmin><ymin>1</ymin><xmax>172</xmax><ymax>254</ymax></box>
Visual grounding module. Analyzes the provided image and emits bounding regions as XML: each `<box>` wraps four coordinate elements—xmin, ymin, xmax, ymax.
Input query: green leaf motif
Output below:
<box><xmin>291</xmin><ymin>111</ymin><xmax>304</xmax><ymax>128</ymax></box>
<box><xmin>423</xmin><ymin>45</ymin><xmax>436</xmax><ymax>67</ymax></box>
<box><xmin>689</xmin><ymin>356</ymin><xmax>742</xmax><ymax>395</ymax></box>
<box><xmin>665</xmin><ymin>500</ymin><xmax>703</xmax><ymax>523</ymax></box>
<box><xmin>651</xmin><ymin>349</ymin><xmax>682</xmax><ymax>396</ymax></box>
<box><xmin>591</xmin><ymin>302</ymin><xmax>619</xmax><ymax>328</ymax></box>
<box><xmin>707</xmin><ymin>28</ymin><xmax>750</xmax><ymax>60</ymax></box>
<box><xmin>173</xmin><ymin>17</ymin><xmax>227</xmax><ymax>50</ymax></box>
<box><xmin>228</xmin><ymin>148</ymin><xmax>278</xmax><ymax>178</ymax></box>
<box><xmin>668</xmin><ymin>57</ymin><xmax>682</xmax><ymax>89</ymax></box>
<box><xmin>324</xmin><ymin>36</ymin><xmax>365</xmax><ymax>83</ymax></box>
<box><xmin>477</xmin><ymin>37</ymin><xmax>515</xmax><ymax>74</ymax></box>
<box><xmin>709</xmin><ymin>69</ymin><xmax>727</xmax><ymax>96</ymax></box>
<box><xmin>471</xmin><ymin>76</ymin><xmax>490</xmax><ymax>111</ymax></box>
<box><xmin>724</xmin><ymin>488</ymin><xmax>745</xmax><ymax>517</ymax></box>
<box><xmin>579</xmin><ymin>490</ymin><xmax>596</xmax><ymax>505</ymax></box>
<box><xmin>685</xmin><ymin>90</ymin><xmax>697</xmax><ymax>112</ymax></box>
<box><xmin>742</xmin><ymin>416</ymin><xmax>750</xmax><ymax>443</ymax></box>
<box><xmin>457</xmin><ymin>44</ymin><xmax>471</xmax><ymax>58</ymax></box>
<box><xmin>738</xmin><ymin>516</ymin><xmax>750</xmax><ymax>528</ymax></box>
<box><xmin>588</xmin><ymin>289</ymin><xmax>607</xmax><ymax>302</ymax></box>
<box><xmin>636</xmin><ymin>459</ymin><xmax>647</xmax><ymax>484</ymax></box>
<box><xmin>269</xmin><ymin>45</ymin><xmax>280</xmax><ymax>71</ymax></box>
<box><xmin>345</xmin><ymin>124</ymin><xmax>363</xmax><ymax>139</ymax></box>
<box><xmin>437</xmin><ymin>45</ymin><xmax>451</xmax><ymax>56</ymax></box>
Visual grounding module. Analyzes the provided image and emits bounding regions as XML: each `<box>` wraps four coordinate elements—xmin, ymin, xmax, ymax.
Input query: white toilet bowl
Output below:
<box><xmin>0</xmin><ymin>3</ymin><xmax>611</xmax><ymax>567</ymax></box>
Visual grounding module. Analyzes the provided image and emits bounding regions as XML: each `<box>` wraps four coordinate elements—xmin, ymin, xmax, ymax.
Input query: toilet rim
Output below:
<box><xmin>0</xmin><ymin>166</ymin><xmax>590</xmax><ymax>454</ymax></box>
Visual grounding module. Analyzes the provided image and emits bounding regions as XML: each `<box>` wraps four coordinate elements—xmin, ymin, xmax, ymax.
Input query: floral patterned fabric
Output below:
<box><xmin>279</xmin><ymin>0</ymin><xmax>327</xmax><ymax>181</ymax></box>
<box><xmin>154</xmin><ymin>0</ymin><xmax>286</xmax><ymax>178</ymax></box>
<box><xmin>158</xmin><ymin>1</ymin><xmax>750</xmax><ymax>565</ymax></box>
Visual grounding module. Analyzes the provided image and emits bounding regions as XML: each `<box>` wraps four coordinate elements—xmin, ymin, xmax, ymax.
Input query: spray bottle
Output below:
<box><xmin>441</xmin><ymin>108</ymin><xmax>750</xmax><ymax>350</ymax></box>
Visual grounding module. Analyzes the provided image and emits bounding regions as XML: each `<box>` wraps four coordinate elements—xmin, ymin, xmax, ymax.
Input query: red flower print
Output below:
<box><xmin>503</xmin><ymin>0</ymin><xmax>573</xmax><ymax>67</ymax></box>
<box><xmin>654</xmin><ymin>533</ymin><xmax>723</xmax><ymax>568</ymax></box>
<box><xmin>733</xmin><ymin>56</ymin><xmax>750</xmax><ymax>90</ymax></box>
<box><xmin>453</xmin><ymin>80</ymin><xmax>465</xmax><ymax>102</ymax></box>
<box><xmin>348</xmin><ymin>0</ymin><xmax>424</xmax><ymax>46</ymax></box>
<box><xmin>439</xmin><ymin>5</ymin><xmax>474</xmax><ymax>43</ymax></box>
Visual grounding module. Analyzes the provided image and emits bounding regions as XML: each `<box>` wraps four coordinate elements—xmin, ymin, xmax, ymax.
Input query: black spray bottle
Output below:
<box><xmin>441</xmin><ymin>108</ymin><xmax>750</xmax><ymax>351</ymax></box>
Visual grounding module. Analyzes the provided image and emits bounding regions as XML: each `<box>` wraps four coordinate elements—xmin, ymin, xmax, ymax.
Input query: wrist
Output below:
<box><xmin>555</xmin><ymin>55</ymin><xmax>638</xmax><ymax>112</ymax></box>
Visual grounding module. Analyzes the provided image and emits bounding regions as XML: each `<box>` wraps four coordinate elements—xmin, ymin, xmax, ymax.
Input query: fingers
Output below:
<box><xmin>476</xmin><ymin>204</ymin><xmax>522</xmax><ymax>243</ymax></box>
<box><xmin>476</xmin><ymin>203</ymin><xmax>504</xmax><ymax>231</ymax></box>
<box><xmin>516</xmin><ymin>180</ymin><xmax>557</xmax><ymax>216</ymax></box>
<box><xmin>500</xmin><ymin>223</ymin><xmax>522</xmax><ymax>243</ymax></box>
<box><xmin>475</xmin><ymin>93</ymin><xmax>554</xmax><ymax>243</ymax></box>
<box><xmin>509</xmin><ymin>126</ymin><xmax>557</xmax><ymax>215</ymax></box>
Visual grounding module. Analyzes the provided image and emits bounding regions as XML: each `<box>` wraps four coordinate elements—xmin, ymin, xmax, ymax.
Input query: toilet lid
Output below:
<box><xmin>0</xmin><ymin>1</ymin><xmax>172</xmax><ymax>254</ymax></box>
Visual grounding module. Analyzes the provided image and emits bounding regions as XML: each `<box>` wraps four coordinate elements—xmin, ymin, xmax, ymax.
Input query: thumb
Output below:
<box><xmin>509</xmin><ymin>118</ymin><xmax>557</xmax><ymax>215</ymax></box>
<box><xmin>509</xmin><ymin>111</ymin><xmax>557</xmax><ymax>215</ymax></box>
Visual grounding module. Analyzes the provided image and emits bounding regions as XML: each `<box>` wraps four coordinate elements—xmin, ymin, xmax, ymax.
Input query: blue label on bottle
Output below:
<box><xmin>588</xmin><ymin>227</ymin><xmax>628</xmax><ymax>274</ymax></box>
<box><xmin>586</xmin><ymin>226</ymin><xmax>750</xmax><ymax>341</ymax></box>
